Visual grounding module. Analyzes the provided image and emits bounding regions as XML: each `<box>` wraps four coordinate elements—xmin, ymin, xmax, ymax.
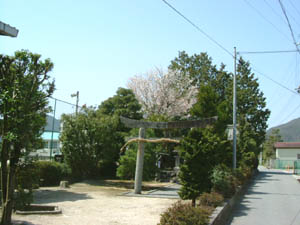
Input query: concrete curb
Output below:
<box><xmin>208</xmin><ymin>170</ymin><xmax>258</xmax><ymax>225</ymax></box>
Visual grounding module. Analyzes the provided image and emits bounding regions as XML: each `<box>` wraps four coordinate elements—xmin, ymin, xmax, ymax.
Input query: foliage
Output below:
<box><xmin>14</xmin><ymin>160</ymin><xmax>40</xmax><ymax>211</ymax></box>
<box><xmin>116</xmin><ymin>145</ymin><xmax>158</xmax><ymax>181</ymax></box>
<box><xmin>61</xmin><ymin>108</ymin><xmax>120</xmax><ymax>179</ymax></box>
<box><xmin>178</xmin><ymin>128</ymin><xmax>226</xmax><ymax>205</ymax></box>
<box><xmin>61</xmin><ymin>88</ymin><xmax>142</xmax><ymax>179</ymax></box>
<box><xmin>210</xmin><ymin>164</ymin><xmax>237</xmax><ymax>198</ymax></box>
<box><xmin>158</xmin><ymin>201</ymin><xmax>212</xmax><ymax>225</ymax></box>
<box><xmin>198</xmin><ymin>192</ymin><xmax>224</xmax><ymax>208</ymax></box>
<box><xmin>97</xmin><ymin>87</ymin><xmax>142</xmax><ymax>120</ymax></box>
<box><xmin>0</xmin><ymin>50</ymin><xmax>54</xmax><ymax>225</ymax></box>
<box><xmin>170</xmin><ymin>51</ymin><xmax>270</xmax><ymax>169</ymax></box>
<box><xmin>34</xmin><ymin>161</ymin><xmax>71</xmax><ymax>186</ymax></box>
<box><xmin>263</xmin><ymin>129</ymin><xmax>282</xmax><ymax>161</ymax></box>
<box><xmin>14</xmin><ymin>187</ymin><xmax>33</xmax><ymax>211</ymax></box>
<box><xmin>127</xmin><ymin>68</ymin><xmax>197</xmax><ymax>118</ymax></box>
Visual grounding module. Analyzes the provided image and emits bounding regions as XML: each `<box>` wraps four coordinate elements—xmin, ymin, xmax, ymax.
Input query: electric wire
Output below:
<box><xmin>160</xmin><ymin>0</ymin><xmax>299</xmax><ymax>124</ymax></box>
<box><xmin>252</xmin><ymin>68</ymin><xmax>300</xmax><ymax>96</ymax></box>
<box><xmin>243</xmin><ymin>0</ymin><xmax>292</xmax><ymax>42</ymax></box>
<box><xmin>278</xmin><ymin>102</ymin><xmax>300</xmax><ymax>125</ymax></box>
<box><xmin>263</xmin><ymin>0</ymin><xmax>287</xmax><ymax>25</ymax></box>
<box><xmin>239</xmin><ymin>50</ymin><xmax>298</xmax><ymax>54</ymax></box>
<box><xmin>161</xmin><ymin>0</ymin><xmax>234</xmax><ymax>58</ymax></box>
<box><xmin>49</xmin><ymin>96</ymin><xmax>82</xmax><ymax>108</ymax></box>
<box><xmin>278</xmin><ymin>0</ymin><xmax>300</xmax><ymax>54</ymax></box>
<box><xmin>288</xmin><ymin>0</ymin><xmax>300</xmax><ymax>17</ymax></box>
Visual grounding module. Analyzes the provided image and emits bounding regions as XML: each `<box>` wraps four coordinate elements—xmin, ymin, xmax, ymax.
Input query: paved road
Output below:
<box><xmin>228</xmin><ymin>167</ymin><xmax>300</xmax><ymax>225</ymax></box>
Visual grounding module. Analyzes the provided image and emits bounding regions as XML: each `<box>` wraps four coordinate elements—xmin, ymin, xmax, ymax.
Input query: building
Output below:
<box><xmin>29</xmin><ymin>116</ymin><xmax>62</xmax><ymax>160</ymax></box>
<box><xmin>274</xmin><ymin>142</ymin><xmax>300</xmax><ymax>160</ymax></box>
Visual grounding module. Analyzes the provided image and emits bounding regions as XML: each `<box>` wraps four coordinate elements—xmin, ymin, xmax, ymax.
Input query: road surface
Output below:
<box><xmin>228</xmin><ymin>167</ymin><xmax>300</xmax><ymax>225</ymax></box>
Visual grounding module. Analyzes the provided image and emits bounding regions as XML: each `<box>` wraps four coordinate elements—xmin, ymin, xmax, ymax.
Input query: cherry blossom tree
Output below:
<box><xmin>127</xmin><ymin>68</ymin><xmax>197</xmax><ymax>118</ymax></box>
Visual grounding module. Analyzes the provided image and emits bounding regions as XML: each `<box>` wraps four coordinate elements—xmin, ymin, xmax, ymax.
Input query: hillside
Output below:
<box><xmin>267</xmin><ymin>117</ymin><xmax>300</xmax><ymax>142</ymax></box>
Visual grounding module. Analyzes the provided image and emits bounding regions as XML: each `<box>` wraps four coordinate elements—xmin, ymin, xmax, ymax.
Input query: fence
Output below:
<box><xmin>30</xmin><ymin>96</ymin><xmax>81</xmax><ymax>161</ymax></box>
<box><xmin>269</xmin><ymin>159</ymin><xmax>300</xmax><ymax>175</ymax></box>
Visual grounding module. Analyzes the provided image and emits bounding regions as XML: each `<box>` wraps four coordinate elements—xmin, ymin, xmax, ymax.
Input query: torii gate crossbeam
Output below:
<box><xmin>120</xmin><ymin>116</ymin><xmax>218</xmax><ymax>194</ymax></box>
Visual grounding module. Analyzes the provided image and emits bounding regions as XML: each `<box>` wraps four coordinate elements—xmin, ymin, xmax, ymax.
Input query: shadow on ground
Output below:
<box><xmin>226</xmin><ymin>169</ymin><xmax>288</xmax><ymax>224</ymax></box>
<box><xmin>33</xmin><ymin>189</ymin><xmax>92</xmax><ymax>204</ymax></box>
<box><xmin>79</xmin><ymin>179</ymin><xmax>168</xmax><ymax>191</ymax></box>
<box><xmin>13</xmin><ymin>220</ymin><xmax>36</xmax><ymax>225</ymax></box>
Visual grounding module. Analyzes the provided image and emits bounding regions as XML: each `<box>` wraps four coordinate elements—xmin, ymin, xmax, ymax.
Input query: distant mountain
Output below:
<box><xmin>44</xmin><ymin>115</ymin><xmax>60</xmax><ymax>132</ymax></box>
<box><xmin>267</xmin><ymin>117</ymin><xmax>300</xmax><ymax>142</ymax></box>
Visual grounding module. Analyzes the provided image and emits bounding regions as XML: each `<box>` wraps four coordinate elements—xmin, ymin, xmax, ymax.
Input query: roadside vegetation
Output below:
<box><xmin>0</xmin><ymin>50</ymin><xmax>269</xmax><ymax>225</ymax></box>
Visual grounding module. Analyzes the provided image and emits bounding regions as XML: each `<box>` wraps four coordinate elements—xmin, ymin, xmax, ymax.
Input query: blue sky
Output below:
<box><xmin>2</xmin><ymin>0</ymin><xmax>300</xmax><ymax>128</ymax></box>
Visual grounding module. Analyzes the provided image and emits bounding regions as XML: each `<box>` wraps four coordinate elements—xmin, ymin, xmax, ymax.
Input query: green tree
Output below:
<box><xmin>61</xmin><ymin>107</ymin><xmax>121</xmax><ymax>179</ymax></box>
<box><xmin>97</xmin><ymin>87</ymin><xmax>142</xmax><ymax>120</ymax></box>
<box><xmin>169</xmin><ymin>51</ymin><xmax>269</xmax><ymax>204</ymax></box>
<box><xmin>178</xmin><ymin>128</ymin><xmax>224</xmax><ymax>206</ymax></box>
<box><xmin>263</xmin><ymin>129</ymin><xmax>282</xmax><ymax>162</ymax></box>
<box><xmin>61</xmin><ymin>88</ymin><xmax>142</xmax><ymax>179</ymax></box>
<box><xmin>117</xmin><ymin>128</ymin><xmax>159</xmax><ymax>181</ymax></box>
<box><xmin>0</xmin><ymin>50</ymin><xmax>54</xmax><ymax>225</ymax></box>
<box><xmin>236</xmin><ymin>59</ymin><xmax>271</xmax><ymax>167</ymax></box>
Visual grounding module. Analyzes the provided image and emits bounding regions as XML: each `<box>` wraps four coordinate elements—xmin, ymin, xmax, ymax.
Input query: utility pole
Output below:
<box><xmin>233</xmin><ymin>47</ymin><xmax>237</xmax><ymax>169</ymax></box>
<box><xmin>71</xmin><ymin>91</ymin><xmax>79</xmax><ymax>115</ymax></box>
<box><xmin>50</xmin><ymin>99</ymin><xmax>57</xmax><ymax>161</ymax></box>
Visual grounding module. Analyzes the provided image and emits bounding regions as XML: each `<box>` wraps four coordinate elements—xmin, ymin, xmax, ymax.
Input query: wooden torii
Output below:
<box><xmin>120</xmin><ymin>116</ymin><xmax>218</xmax><ymax>194</ymax></box>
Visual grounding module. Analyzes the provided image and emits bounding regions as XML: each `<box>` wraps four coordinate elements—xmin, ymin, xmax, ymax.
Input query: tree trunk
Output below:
<box><xmin>192</xmin><ymin>198</ymin><xmax>196</xmax><ymax>207</ymax></box>
<box><xmin>1</xmin><ymin>165</ymin><xmax>16</xmax><ymax>225</ymax></box>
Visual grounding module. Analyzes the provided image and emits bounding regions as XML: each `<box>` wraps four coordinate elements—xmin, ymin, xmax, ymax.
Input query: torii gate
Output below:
<box><xmin>120</xmin><ymin>116</ymin><xmax>218</xmax><ymax>194</ymax></box>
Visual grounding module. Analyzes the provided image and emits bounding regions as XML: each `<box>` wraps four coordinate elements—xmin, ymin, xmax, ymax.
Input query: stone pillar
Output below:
<box><xmin>134</xmin><ymin>127</ymin><xmax>145</xmax><ymax>194</ymax></box>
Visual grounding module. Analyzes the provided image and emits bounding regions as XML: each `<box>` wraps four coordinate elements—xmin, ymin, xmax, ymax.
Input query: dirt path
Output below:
<box><xmin>12</xmin><ymin>181</ymin><xmax>178</xmax><ymax>225</ymax></box>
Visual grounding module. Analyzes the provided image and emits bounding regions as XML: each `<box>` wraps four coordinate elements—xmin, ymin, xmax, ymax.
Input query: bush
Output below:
<box><xmin>117</xmin><ymin>143</ymin><xmax>157</xmax><ymax>181</ymax></box>
<box><xmin>158</xmin><ymin>201</ymin><xmax>212</xmax><ymax>225</ymax></box>
<box><xmin>14</xmin><ymin>161</ymin><xmax>39</xmax><ymax>210</ymax></box>
<box><xmin>34</xmin><ymin>161</ymin><xmax>71</xmax><ymax>186</ymax></box>
<box><xmin>14</xmin><ymin>187</ymin><xmax>33</xmax><ymax>211</ymax></box>
<box><xmin>210</xmin><ymin>164</ymin><xmax>237</xmax><ymax>198</ymax></box>
<box><xmin>198</xmin><ymin>192</ymin><xmax>224</xmax><ymax>208</ymax></box>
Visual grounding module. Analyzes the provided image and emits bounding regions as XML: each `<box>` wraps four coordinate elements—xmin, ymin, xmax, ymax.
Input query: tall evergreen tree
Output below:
<box><xmin>0</xmin><ymin>50</ymin><xmax>54</xmax><ymax>225</ymax></box>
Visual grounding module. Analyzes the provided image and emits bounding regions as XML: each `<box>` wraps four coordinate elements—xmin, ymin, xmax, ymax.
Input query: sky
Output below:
<box><xmin>2</xmin><ymin>0</ymin><xmax>300</xmax><ymax>129</ymax></box>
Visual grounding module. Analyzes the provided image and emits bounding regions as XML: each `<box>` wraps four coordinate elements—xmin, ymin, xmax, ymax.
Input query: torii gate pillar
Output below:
<box><xmin>120</xmin><ymin>116</ymin><xmax>217</xmax><ymax>194</ymax></box>
<box><xmin>134</xmin><ymin>128</ymin><xmax>145</xmax><ymax>194</ymax></box>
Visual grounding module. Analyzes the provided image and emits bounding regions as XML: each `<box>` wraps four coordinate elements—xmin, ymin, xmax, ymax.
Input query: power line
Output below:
<box><xmin>252</xmin><ymin>67</ymin><xmax>300</xmax><ymax>96</ymax></box>
<box><xmin>278</xmin><ymin>102</ymin><xmax>300</xmax><ymax>125</ymax></box>
<box><xmin>263</xmin><ymin>0</ymin><xmax>287</xmax><ymax>25</ymax></box>
<box><xmin>288</xmin><ymin>0</ymin><xmax>300</xmax><ymax>17</ymax></box>
<box><xmin>49</xmin><ymin>96</ymin><xmax>82</xmax><ymax>109</ymax></box>
<box><xmin>161</xmin><ymin>0</ymin><xmax>234</xmax><ymax>58</ymax></box>
<box><xmin>278</xmin><ymin>0</ymin><xmax>300</xmax><ymax>54</ymax></box>
<box><xmin>243</xmin><ymin>0</ymin><xmax>292</xmax><ymax>42</ymax></box>
<box><xmin>239</xmin><ymin>49</ymin><xmax>298</xmax><ymax>54</ymax></box>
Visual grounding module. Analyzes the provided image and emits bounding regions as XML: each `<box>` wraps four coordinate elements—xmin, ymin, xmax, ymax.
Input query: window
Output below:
<box><xmin>297</xmin><ymin>154</ymin><xmax>300</xmax><ymax>160</ymax></box>
<box><xmin>50</xmin><ymin>141</ymin><xmax>59</xmax><ymax>149</ymax></box>
<box><xmin>43</xmin><ymin>141</ymin><xmax>49</xmax><ymax>149</ymax></box>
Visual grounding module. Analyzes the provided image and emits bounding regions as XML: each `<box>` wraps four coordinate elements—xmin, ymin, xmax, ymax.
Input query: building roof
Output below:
<box><xmin>274</xmin><ymin>142</ymin><xmax>300</xmax><ymax>148</ymax></box>
<box><xmin>0</xmin><ymin>21</ymin><xmax>18</xmax><ymax>37</ymax></box>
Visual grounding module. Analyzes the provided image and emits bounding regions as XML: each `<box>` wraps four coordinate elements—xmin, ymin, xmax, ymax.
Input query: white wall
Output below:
<box><xmin>276</xmin><ymin>148</ymin><xmax>300</xmax><ymax>160</ymax></box>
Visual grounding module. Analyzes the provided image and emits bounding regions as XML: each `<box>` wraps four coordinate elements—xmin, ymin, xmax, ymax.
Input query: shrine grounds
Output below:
<box><xmin>11</xmin><ymin>180</ymin><xmax>178</xmax><ymax>225</ymax></box>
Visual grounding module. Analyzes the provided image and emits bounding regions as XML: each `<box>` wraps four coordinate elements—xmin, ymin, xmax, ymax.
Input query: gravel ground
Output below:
<box><xmin>12</xmin><ymin>181</ymin><xmax>178</xmax><ymax>225</ymax></box>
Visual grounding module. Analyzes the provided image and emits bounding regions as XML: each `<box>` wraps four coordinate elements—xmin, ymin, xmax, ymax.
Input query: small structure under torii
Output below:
<box><xmin>120</xmin><ymin>116</ymin><xmax>218</xmax><ymax>194</ymax></box>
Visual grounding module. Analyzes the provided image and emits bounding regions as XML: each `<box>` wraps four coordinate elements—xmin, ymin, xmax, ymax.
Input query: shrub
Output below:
<box><xmin>198</xmin><ymin>192</ymin><xmax>224</xmax><ymax>208</ymax></box>
<box><xmin>14</xmin><ymin>161</ymin><xmax>39</xmax><ymax>210</ymax></box>
<box><xmin>210</xmin><ymin>164</ymin><xmax>236</xmax><ymax>198</ymax></box>
<box><xmin>34</xmin><ymin>161</ymin><xmax>71</xmax><ymax>186</ymax></box>
<box><xmin>117</xmin><ymin>143</ymin><xmax>157</xmax><ymax>181</ymax></box>
<box><xmin>14</xmin><ymin>187</ymin><xmax>33</xmax><ymax>211</ymax></box>
<box><xmin>158</xmin><ymin>201</ymin><xmax>212</xmax><ymax>225</ymax></box>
